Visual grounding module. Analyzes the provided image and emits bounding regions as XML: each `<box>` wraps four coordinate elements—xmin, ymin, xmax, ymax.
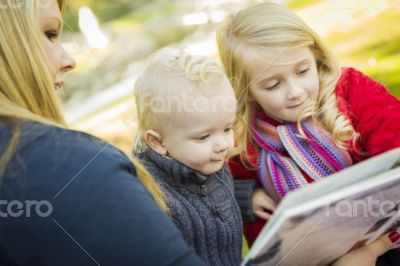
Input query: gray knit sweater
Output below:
<box><xmin>139</xmin><ymin>149</ymin><xmax>243</xmax><ymax>266</ymax></box>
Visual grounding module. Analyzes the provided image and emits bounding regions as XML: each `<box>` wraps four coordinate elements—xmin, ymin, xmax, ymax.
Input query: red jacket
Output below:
<box><xmin>228</xmin><ymin>68</ymin><xmax>400</xmax><ymax>246</ymax></box>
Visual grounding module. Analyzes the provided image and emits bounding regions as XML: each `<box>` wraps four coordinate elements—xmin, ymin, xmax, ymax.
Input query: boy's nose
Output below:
<box><xmin>214</xmin><ymin>136</ymin><xmax>229</xmax><ymax>153</ymax></box>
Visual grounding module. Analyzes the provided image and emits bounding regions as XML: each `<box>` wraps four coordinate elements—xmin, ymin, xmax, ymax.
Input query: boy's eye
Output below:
<box><xmin>266</xmin><ymin>82</ymin><xmax>280</xmax><ymax>91</ymax></box>
<box><xmin>45</xmin><ymin>30</ymin><xmax>59</xmax><ymax>41</ymax></box>
<box><xmin>197</xmin><ymin>134</ymin><xmax>210</xmax><ymax>141</ymax></box>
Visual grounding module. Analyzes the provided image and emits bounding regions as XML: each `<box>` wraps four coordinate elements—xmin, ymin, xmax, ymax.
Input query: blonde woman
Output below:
<box><xmin>0</xmin><ymin>0</ymin><xmax>205</xmax><ymax>265</ymax></box>
<box><xmin>0</xmin><ymin>0</ymin><xmax>395</xmax><ymax>265</ymax></box>
<box><xmin>216</xmin><ymin>0</ymin><xmax>400</xmax><ymax>255</ymax></box>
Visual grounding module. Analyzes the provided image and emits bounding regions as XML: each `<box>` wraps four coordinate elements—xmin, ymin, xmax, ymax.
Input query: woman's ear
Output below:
<box><xmin>144</xmin><ymin>130</ymin><xmax>167</xmax><ymax>156</ymax></box>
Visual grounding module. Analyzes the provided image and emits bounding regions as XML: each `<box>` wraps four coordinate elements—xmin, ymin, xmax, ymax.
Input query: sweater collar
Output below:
<box><xmin>141</xmin><ymin>149</ymin><xmax>222</xmax><ymax>185</ymax></box>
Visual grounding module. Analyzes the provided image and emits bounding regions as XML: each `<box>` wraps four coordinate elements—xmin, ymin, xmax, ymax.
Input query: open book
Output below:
<box><xmin>242</xmin><ymin>148</ymin><xmax>400</xmax><ymax>266</ymax></box>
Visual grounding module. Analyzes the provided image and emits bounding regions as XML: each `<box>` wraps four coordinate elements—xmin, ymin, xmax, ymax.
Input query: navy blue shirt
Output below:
<box><xmin>0</xmin><ymin>122</ymin><xmax>205</xmax><ymax>266</ymax></box>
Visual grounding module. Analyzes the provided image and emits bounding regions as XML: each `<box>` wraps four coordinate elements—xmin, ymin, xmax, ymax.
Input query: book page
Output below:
<box><xmin>243</xmin><ymin>154</ymin><xmax>400</xmax><ymax>266</ymax></box>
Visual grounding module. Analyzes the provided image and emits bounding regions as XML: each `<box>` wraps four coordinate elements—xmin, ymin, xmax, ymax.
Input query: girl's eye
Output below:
<box><xmin>224</xmin><ymin>128</ymin><xmax>232</xmax><ymax>133</ymax></box>
<box><xmin>45</xmin><ymin>30</ymin><xmax>59</xmax><ymax>41</ymax></box>
<box><xmin>266</xmin><ymin>82</ymin><xmax>280</xmax><ymax>91</ymax></box>
<box><xmin>297</xmin><ymin>68</ymin><xmax>309</xmax><ymax>75</ymax></box>
<box><xmin>198</xmin><ymin>134</ymin><xmax>210</xmax><ymax>141</ymax></box>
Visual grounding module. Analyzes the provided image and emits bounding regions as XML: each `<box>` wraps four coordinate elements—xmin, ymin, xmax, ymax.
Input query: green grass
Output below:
<box><xmin>111</xmin><ymin>2</ymin><xmax>179</xmax><ymax>29</ymax></box>
<box><xmin>364</xmin><ymin>55</ymin><xmax>400</xmax><ymax>99</ymax></box>
<box><xmin>327</xmin><ymin>10</ymin><xmax>400</xmax><ymax>98</ymax></box>
<box><xmin>242</xmin><ymin>236</ymin><xmax>249</xmax><ymax>258</ymax></box>
<box><xmin>112</xmin><ymin>12</ymin><xmax>153</xmax><ymax>28</ymax></box>
<box><xmin>286</xmin><ymin>0</ymin><xmax>322</xmax><ymax>10</ymax></box>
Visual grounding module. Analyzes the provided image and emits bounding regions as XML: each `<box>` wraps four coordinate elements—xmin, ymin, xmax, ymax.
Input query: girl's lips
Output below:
<box><xmin>288</xmin><ymin>100</ymin><xmax>306</xmax><ymax>108</ymax></box>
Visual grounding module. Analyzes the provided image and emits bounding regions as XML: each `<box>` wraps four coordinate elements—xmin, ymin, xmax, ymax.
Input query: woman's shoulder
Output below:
<box><xmin>17</xmin><ymin>122</ymin><xmax>121</xmax><ymax>153</ymax></box>
<box><xmin>13</xmin><ymin>121</ymin><xmax>129</xmax><ymax>163</ymax></box>
<box><xmin>1</xmin><ymin>121</ymin><xmax>135</xmax><ymax>191</ymax></box>
<box><xmin>0</xmin><ymin>122</ymin><xmax>206</xmax><ymax>266</ymax></box>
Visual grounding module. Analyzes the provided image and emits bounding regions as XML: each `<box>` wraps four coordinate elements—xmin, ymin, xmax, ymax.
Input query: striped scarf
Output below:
<box><xmin>251</xmin><ymin>112</ymin><xmax>353</xmax><ymax>203</ymax></box>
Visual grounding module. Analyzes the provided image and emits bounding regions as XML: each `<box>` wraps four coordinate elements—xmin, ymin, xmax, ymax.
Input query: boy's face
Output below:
<box><xmin>248</xmin><ymin>46</ymin><xmax>320</xmax><ymax>122</ymax></box>
<box><xmin>160</xmin><ymin>78</ymin><xmax>236</xmax><ymax>175</ymax></box>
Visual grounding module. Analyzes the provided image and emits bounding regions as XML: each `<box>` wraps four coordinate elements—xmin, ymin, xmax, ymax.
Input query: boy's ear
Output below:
<box><xmin>144</xmin><ymin>130</ymin><xmax>167</xmax><ymax>156</ymax></box>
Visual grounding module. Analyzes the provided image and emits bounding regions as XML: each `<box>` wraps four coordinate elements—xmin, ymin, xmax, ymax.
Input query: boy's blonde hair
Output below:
<box><xmin>133</xmin><ymin>48</ymin><xmax>225</xmax><ymax>154</ymax></box>
<box><xmin>216</xmin><ymin>1</ymin><xmax>358</xmax><ymax>166</ymax></box>
<box><xmin>0</xmin><ymin>0</ymin><xmax>168</xmax><ymax>212</ymax></box>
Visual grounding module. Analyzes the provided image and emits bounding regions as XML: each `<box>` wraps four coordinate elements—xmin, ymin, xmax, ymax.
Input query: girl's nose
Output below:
<box><xmin>287</xmin><ymin>79</ymin><xmax>304</xmax><ymax>100</ymax></box>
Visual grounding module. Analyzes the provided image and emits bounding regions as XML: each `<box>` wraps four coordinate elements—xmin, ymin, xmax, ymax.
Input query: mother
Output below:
<box><xmin>0</xmin><ymin>0</ymin><xmax>394</xmax><ymax>265</ymax></box>
<box><xmin>0</xmin><ymin>0</ymin><xmax>204</xmax><ymax>265</ymax></box>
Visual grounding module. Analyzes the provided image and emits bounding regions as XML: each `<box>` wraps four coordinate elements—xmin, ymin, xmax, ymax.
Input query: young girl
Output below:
<box><xmin>216</xmin><ymin>1</ymin><xmax>400</xmax><ymax>247</ymax></box>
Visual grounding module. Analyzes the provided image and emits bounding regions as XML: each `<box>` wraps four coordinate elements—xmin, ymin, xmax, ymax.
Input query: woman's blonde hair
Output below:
<box><xmin>0</xmin><ymin>0</ymin><xmax>167</xmax><ymax>211</ymax></box>
<box><xmin>0</xmin><ymin>0</ymin><xmax>66</xmax><ymax>124</ymax></box>
<box><xmin>216</xmin><ymin>1</ymin><xmax>358</xmax><ymax>167</ymax></box>
<box><xmin>133</xmin><ymin>48</ymin><xmax>224</xmax><ymax>155</ymax></box>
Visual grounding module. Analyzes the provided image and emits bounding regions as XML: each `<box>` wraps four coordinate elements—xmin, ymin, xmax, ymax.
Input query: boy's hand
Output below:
<box><xmin>252</xmin><ymin>187</ymin><xmax>276</xmax><ymax>220</ymax></box>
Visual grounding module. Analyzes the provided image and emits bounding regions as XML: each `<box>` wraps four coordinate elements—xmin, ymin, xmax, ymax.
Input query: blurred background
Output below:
<box><xmin>60</xmin><ymin>0</ymin><xmax>400</xmax><ymax>155</ymax></box>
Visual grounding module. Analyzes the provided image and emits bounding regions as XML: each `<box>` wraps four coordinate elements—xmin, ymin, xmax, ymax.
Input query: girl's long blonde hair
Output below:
<box><xmin>0</xmin><ymin>0</ymin><xmax>167</xmax><ymax>211</ymax></box>
<box><xmin>216</xmin><ymin>1</ymin><xmax>358</xmax><ymax>167</ymax></box>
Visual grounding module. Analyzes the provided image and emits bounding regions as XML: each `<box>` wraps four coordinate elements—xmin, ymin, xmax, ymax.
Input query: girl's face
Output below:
<box><xmin>38</xmin><ymin>0</ymin><xmax>75</xmax><ymax>89</ymax></box>
<box><xmin>248</xmin><ymin>47</ymin><xmax>320</xmax><ymax>122</ymax></box>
